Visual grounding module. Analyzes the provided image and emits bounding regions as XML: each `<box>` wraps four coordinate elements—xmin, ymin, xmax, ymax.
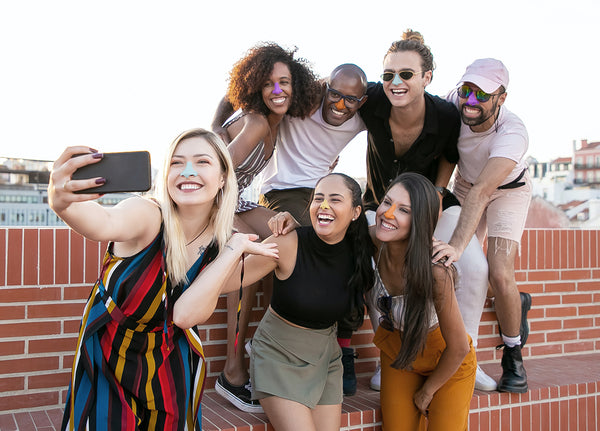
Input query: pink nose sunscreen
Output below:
<box><xmin>273</xmin><ymin>82</ymin><xmax>283</xmax><ymax>94</ymax></box>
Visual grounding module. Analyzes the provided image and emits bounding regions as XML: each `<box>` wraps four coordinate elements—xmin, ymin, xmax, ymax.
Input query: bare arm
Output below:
<box><xmin>434</xmin><ymin>156</ymin><xmax>456</xmax><ymax>189</ymax></box>
<box><xmin>226</xmin><ymin>113</ymin><xmax>271</xmax><ymax>168</ymax></box>
<box><xmin>48</xmin><ymin>146</ymin><xmax>162</xmax><ymax>248</ymax></box>
<box><xmin>414</xmin><ymin>264</ymin><xmax>471</xmax><ymax>415</ymax></box>
<box><xmin>173</xmin><ymin>231</ymin><xmax>296</xmax><ymax>329</ymax></box>
<box><xmin>433</xmin><ymin>157</ymin><xmax>516</xmax><ymax>264</ymax></box>
<box><xmin>211</xmin><ymin>96</ymin><xmax>235</xmax><ymax>144</ymax></box>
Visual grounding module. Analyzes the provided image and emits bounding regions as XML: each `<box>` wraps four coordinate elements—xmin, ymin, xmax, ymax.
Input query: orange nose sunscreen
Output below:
<box><xmin>320</xmin><ymin>199</ymin><xmax>330</xmax><ymax>210</ymax></box>
<box><xmin>334</xmin><ymin>99</ymin><xmax>345</xmax><ymax>110</ymax></box>
<box><xmin>384</xmin><ymin>204</ymin><xmax>396</xmax><ymax>219</ymax></box>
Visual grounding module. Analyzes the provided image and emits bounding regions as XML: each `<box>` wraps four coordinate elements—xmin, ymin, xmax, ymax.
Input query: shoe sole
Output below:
<box><xmin>215</xmin><ymin>380</ymin><xmax>264</xmax><ymax>413</ymax></box>
<box><xmin>497</xmin><ymin>384</ymin><xmax>528</xmax><ymax>394</ymax></box>
<box><xmin>370</xmin><ymin>383</ymin><xmax>381</xmax><ymax>391</ymax></box>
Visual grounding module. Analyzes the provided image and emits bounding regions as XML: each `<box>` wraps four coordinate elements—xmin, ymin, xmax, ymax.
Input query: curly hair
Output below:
<box><xmin>385</xmin><ymin>29</ymin><xmax>436</xmax><ymax>79</ymax></box>
<box><xmin>226</xmin><ymin>42</ymin><xmax>321</xmax><ymax>118</ymax></box>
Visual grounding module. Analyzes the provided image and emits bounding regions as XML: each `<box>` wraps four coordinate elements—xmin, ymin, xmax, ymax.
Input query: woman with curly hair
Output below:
<box><xmin>215</xmin><ymin>42</ymin><xmax>322</xmax><ymax>413</ymax></box>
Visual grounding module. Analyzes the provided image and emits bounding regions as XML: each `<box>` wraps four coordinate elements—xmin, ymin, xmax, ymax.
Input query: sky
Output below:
<box><xmin>1</xmin><ymin>0</ymin><xmax>599</xmax><ymax>179</ymax></box>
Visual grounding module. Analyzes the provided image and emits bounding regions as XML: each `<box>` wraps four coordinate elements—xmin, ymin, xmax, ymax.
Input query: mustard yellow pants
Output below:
<box><xmin>374</xmin><ymin>326</ymin><xmax>476</xmax><ymax>431</ymax></box>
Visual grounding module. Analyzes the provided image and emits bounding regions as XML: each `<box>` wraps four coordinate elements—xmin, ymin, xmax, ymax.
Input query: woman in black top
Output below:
<box><xmin>175</xmin><ymin>173</ymin><xmax>373</xmax><ymax>431</ymax></box>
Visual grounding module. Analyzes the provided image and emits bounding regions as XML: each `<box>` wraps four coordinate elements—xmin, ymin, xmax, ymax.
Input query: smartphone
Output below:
<box><xmin>72</xmin><ymin>151</ymin><xmax>152</xmax><ymax>194</ymax></box>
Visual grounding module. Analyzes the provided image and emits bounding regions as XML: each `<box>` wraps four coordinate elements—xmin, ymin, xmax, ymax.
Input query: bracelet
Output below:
<box><xmin>434</xmin><ymin>186</ymin><xmax>448</xmax><ymax>197</ymax></box>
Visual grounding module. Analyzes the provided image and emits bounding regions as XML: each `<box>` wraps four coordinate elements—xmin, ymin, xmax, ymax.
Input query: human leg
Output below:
<box><xmin>312</xmin><ymin>404</ymin><xmax>342</xmax><ymax>431</ymax></box>
<box><xmin>260</xmin><ymin>397</ymin><xmax>318</xmax><ymax>431</ymax></box>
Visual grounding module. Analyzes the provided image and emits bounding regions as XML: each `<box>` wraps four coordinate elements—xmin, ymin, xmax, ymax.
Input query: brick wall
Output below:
<box><xmin>1</xmin><ymin>227</ymin><xmax>599</xmax><ymax>413</ymax></box>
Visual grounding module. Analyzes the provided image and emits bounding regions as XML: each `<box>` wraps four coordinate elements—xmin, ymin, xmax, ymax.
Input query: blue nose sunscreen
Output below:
<box><xmin>181</xmin><ymin>161</ymin><xmax>198</xmax><ymax>178</ymax></box>
<box><xmin>392</xmin><ymin>73</ymin><xmax>403</xmax><ymax>86</ymax></box>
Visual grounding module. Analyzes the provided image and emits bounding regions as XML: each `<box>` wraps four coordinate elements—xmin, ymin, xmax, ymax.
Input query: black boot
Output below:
<box><xmin>497</xmin><ymin>344</ymin><xmax>528</xmax><ymax>393</ymax></box>
<box><xmin>341</xmin><ymin>347</ymin><xmax>358</xmax><ymax>396</ymax></box>
<box><xmin>499</xmin><ymin>291</ymin><xmax>532</xmax><ymax>347</ymax></box>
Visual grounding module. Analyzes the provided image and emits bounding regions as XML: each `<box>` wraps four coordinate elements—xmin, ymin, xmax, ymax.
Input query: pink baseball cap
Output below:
<box><xmin>458</xmin><ymin>58</ymin><xmax>509</xmax><ymax>93</ymax></box>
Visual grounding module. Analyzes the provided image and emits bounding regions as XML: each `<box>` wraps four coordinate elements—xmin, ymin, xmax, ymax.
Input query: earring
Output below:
<box><xmin>216</xmin><ymin>188</ymin><xmax>223</xmax><ymax>207</ymax></box>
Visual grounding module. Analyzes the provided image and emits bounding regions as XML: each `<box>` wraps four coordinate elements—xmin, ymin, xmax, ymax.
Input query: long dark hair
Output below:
<box><xmin>385</xmin><ymin>173</ymin><xmax>453</xmax><ymax>369</ymax></box>
<box><xmin>315</xmin><ymin>173</ymin><xmax>374</xmax><ymax>330</ymax></box>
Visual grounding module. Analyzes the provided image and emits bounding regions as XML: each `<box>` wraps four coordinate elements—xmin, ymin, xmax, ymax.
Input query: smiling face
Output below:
<box><xmin>382</xmin><ymin>51</ymin><xmax>431</xmax><ymax>108</ymax></box>
<box><xmin>375</xmin><ymin>183</ymin><xmax>412</xmax><ymax>243</ymax></box>
<box><xmin>167</xmin><ymin>136</ymin><xmax>225</xmax><ymax>208</ymax></box>
<box><xmin>458</xmin><ymin>82</ymin><xmax>507</xmax><ymax>132</ymax></box>
<box><xmin>261</xmin><ymin>61</ymin><xmax>293</xmax><ymax>116</ymax></box>
<box><xmin>321</xmin><ymin>72</ymin><xmax>366</xmax><ymax>127</ymax></box>
<box><xmin>310</xmin><ymin>175</ymin><xmax>361</xmax><ymax>244</ymax></box>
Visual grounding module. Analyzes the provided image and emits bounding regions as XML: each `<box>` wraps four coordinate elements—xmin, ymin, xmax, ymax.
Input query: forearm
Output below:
<box><xmin>421</xmin><ymin>343</ymin><xmax>469</xmax><ymax>397</ymax></box>
<box><xmin>211</xmin><ymin>96</ymin><xmax>234</xmax><ymax>132</ymax></box>
<box><xmin>173</xmin><ymin>243</ymin><xmax>243</xmax><ymax>329</ymax></box>
<box><xmin>448</xmin><ymin>187</ymin><xmax>488</xmax><ymax>256</ymax></box>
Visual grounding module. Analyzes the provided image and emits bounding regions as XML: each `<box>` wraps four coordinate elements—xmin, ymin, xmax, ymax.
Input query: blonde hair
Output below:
<box><xmin>156</xmin><ymin>128</ymin><xmax>238</xmax><ymax>286</ymax></box>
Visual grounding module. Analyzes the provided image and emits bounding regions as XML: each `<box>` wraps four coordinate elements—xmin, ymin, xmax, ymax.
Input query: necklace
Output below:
<box><xmin>186</xmin><ymin>223</ymin><xmax>209</xmax><ymax>246</ymax></box>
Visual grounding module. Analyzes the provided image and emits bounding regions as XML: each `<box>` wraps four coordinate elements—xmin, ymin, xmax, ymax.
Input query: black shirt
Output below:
<box><xmin>360</xmin><ymin>82</ymin><xmax>460</xmax><ymax>211</ymax></box>
<box><xmin>271</xmin><ymin>226</ymin><xmax>353</xmax><ymax>329</ymax></box>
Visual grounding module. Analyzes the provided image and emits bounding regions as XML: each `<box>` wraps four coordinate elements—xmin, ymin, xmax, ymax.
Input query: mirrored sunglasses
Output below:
<box><xmin>457</xmin><ymin>84</ymin><xmax>501</xmax><ymax>103</ymax></box>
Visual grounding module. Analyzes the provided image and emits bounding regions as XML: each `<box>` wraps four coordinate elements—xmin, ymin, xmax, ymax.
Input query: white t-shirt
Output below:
<box><xmin>447</xmin><ymin>91</ymin><xmax>529</xmax><ymax>185</ymax></box>
<box><xmin>260</xmin><ymin>100</ymin><xmax>366</xmax><ymax>193</ymax></box>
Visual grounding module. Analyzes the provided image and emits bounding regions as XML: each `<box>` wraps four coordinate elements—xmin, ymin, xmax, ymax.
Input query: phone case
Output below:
<box><xmin>72</xmin><ymin>151</ymin><xmax>151</xmax><ymax>194</ymax></box>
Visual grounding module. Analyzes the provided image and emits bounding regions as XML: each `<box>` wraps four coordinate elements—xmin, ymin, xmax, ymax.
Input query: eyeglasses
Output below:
<box><xmin>380</xmin><ymin>70</ymin><xmax>422</xmax><ymax>82</ymax></box>
<box><xmin>457</xmin><ymin>84</ymin><xmax>503</xmax><ymax>103</ymax></box>
<box><xmin>325</xmin><ymin>84</ymin><xmax>366</xmax><ymax>108</ymax></box>
<box><xmin>377</xmin><ymin>295</ymin><xmax>394</xmax><ymax>331</ymax></box>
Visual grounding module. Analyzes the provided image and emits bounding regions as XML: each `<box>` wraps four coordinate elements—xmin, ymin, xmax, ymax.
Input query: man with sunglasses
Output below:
<box><xmin>435</xmin><ymin>58</ymin><xmax>533</xmax><ymax>393</ymax></box>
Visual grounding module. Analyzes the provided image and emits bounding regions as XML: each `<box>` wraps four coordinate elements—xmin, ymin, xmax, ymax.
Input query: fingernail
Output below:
<box><xmin>95</xmin><ymin>178</ymin><xmax>106</xmax><ymax>185</ymax></box>
<box><xmin>92</xmin><ymin>153</ymin><xmax>103</xmax><ymax>159</ymax></box>
<box><xmin>89</xmin><ymin>147</ymin><xmax>98</xmax><ymax>153</ymax></box>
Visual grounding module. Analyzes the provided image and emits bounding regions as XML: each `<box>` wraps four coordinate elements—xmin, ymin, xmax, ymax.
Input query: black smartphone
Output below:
<box><xmin>72</xmin><ymin>151</ymin><xmax>152</xmax><ymax>194</ymax></box>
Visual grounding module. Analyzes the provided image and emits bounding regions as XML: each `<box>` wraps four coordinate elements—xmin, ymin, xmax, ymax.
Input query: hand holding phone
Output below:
<box><xmin>72</xmin><ymin>151</ymin><xmax>152</xmax><ymax>194</ymax></box>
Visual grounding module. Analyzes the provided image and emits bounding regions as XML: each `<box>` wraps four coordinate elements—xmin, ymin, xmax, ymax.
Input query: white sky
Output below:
<box><xmin>1</xmin><ymin>0</ymin><xmax>599</xmax><ymax>179</ymax></box>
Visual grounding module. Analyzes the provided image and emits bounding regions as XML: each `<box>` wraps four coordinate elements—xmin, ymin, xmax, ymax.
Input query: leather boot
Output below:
<box><xmin>499</xmin><ymin>291</ymin><xmax>532</xmax><ymax>346</ymax></box>
<box><xmin>497</xmin><ymin>344</ymin><xmax>528</xmax><ymax>393</ymax></box>
<box><xmin>341</xmin><ymin>347</ymin><xmax>358</xmax><ymax>396</ymax></box>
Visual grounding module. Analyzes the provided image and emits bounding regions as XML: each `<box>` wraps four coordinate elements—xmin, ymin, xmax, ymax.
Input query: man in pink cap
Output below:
<box><xmin>434</xmin><ymin>58</ymin><xmax>532</xmax><ymax>393</ymax></box>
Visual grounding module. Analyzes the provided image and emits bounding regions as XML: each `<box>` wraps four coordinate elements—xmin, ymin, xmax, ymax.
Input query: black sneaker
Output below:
<box><xmin>215</xmin><ymin>372</ymin><xmax>264</xmax><ymax>413</ymax></box>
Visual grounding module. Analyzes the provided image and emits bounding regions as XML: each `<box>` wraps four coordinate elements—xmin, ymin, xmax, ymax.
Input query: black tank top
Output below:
<box><xmin>271</xmin><ymin>226</ymin><xmax>353</xmax><ymax>329</ymax></box>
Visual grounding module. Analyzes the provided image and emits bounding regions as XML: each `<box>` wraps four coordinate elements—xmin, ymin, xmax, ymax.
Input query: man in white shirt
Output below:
<box><xmin>435</xmin><ymin>58</ymin><xmax>532</xmax><ymax>393</ymax></box>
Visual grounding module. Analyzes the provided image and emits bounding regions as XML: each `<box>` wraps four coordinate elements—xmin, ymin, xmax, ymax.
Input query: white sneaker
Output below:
<box><xmin>370</xmin><ymin>365</ymin><xmax>381</xmax><ymax>391</ymax></box>
<box><xmin>475</xmin><ymin>364</ymin><xmax>497</xmax><ymax>391</ymax></box>
<box><xmin>245</xmin><ymin>339</ymin><xmax>252</xmax><ymax>356</ymax></box>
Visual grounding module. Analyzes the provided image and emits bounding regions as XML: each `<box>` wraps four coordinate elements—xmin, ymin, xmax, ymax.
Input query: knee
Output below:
<box><xmin>488</xmin><ymin>266</ymin><xmax>514</xmax><ymax>294</ymax></box>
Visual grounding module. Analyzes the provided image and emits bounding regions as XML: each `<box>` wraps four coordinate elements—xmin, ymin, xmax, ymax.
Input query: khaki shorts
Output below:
<box><xmin>259</xmin><ymin>188</ymin><xmax>313</xmax><ymax>226</ymax></box>
<box><xmin>452</xmin><ymin>172</ymin><xmax>532</xmax><ymax>244</ymax></box>
<box><xmin>249</xmin><ymin>307</ymin><xmax>343</xmax><ymax>408</ymax></box>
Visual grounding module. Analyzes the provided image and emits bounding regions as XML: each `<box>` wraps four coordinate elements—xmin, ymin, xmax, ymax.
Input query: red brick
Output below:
<box><xmin>7</xmin><ymin>229</ymin><xmax>23</xmax><ymax>285</ymax></box>
<box><xmin>530</xmin><ymin>344</ymin><xmax>563</xmax><ymax>356</ymax></box>
<box><xmin>23</xmin><ymin>229</ymin><xmax>39</xmax><ymax>286</ymax></box>
<box><xmin>528</xmin><ymin>270</ymin><xmax>560</xmax><ymax>282</ymax></box>
<box><xmin>553</xmin><ymin>229</ymin><xmax>561</xmax><ymax>269</ymax></box>
<box><xmin>84</xmin><ymin>238</ymin><xmax>101</xmax><ymax>284</ymax></box>
<box><xmin>562</xmin><ymin>317</ymin><xmax>594</xmax><ymax>329</ymax></box>
<box><xmin>577</xmin><ymin>280</ymin><xmax>600</xmax><ymax>291</ymax></box>
<box><xmin>29</xmin><ymin>336</ymin><xmax>78</xmax><ymax>354</ymax></box>
<box><xmin>579</xmin><ymin>328</ymin><xmax>600</xmax><ymax>339</ymax></box>
<box><xmin>0</xmin><ymin>391</ymin><xmax>59</xmax><ymax>411</ymax></box>
<box><xmin>544</xmin><ymin>282</ymin><xmax>576</xmax><ymax>293</ymax></box>
<box><xmin>0</xmin><ymin>356</ymin><xmax>59</xmax><ymax>373</ymax></box>
<box><xmin>0</xmin><ymin>286</ymin><xmax>61</xmax><ymax>302</ymax></box>
<box><xmin>530</xmin><ymin>319</ymin><xmax>562</xmax><ymax>331</ymax></box>
<box><xmin>54</xmin><ymin>228</ymin><xmax>70</xmax><ymax>284</ymax></box>
<box><xmin>546</xmin><ymin>330</ymin><xmax>578</xmax><ymax>342</ymax></box>
<box><xmin>63</xmin><ymin>319</ymin><xmax>82</xmax><ymax>334</ymax></box>
<box><xmin>39</xmin><ymin>229</ymin><xmax>55</xmax><ymax>285</ymax></box>
<box><xmin>533</xmin><ymin>294</ymin><xmax>560</xmax><ymax>306</ymax></box>
<box><xmin>561</xmin><ymin>269</ymin><xmax>592</xmax><ymax>280</ymax></box>
<box><xmin>0</xmin><ymin>376</ymin><xmax>24</xmax><ymax>391</ymax></box>
<box><xmin>579</xmin><ymin>304</ymin><xmax>600</xmax><ymax>316</ymax></box>
<box><xmin>0</xmin><ymin>340</ymin><xmax>25</xmax><ymax>355</ymax></box>
<box><xmin>0</xmin><ymin>321</ymin><xmax>61</xmax><ymax>337</ymax></box>
<box><xmin>575</xmin><ymin>230</ymin><xmax>583</xmax><ymax>268</ymax></box>
<box><xmin>28</xmin><ymin>371</ymin><xmax>71</xmax><ymax>389</ymax></box>
<box><xmin>545</xmin><ymin>306</ymin><xmax>577</xmax><ymax>318</ymax></box>
<box><xmin>64</xmin><ymin>284</ymin><xmax>93</xmax><ymax>300</ymax></box>
<box><xmin>0</xmin><ymin>229</ymin><xmax>6</xmax><ymax>287</ymax></box>
<box><xmin>28</xmin><ymin>302</ymin><xmax>86</xmax><ymax>319</ymax></box>
<box><xmin>0</xmin><ymin>305</ymin><xmax>25</xmax><ymax>320</ymax></box>
<box><xmin>582</xmin><ymin>230</ymin><xmax>591</xmax><ymax>268</ymax></box>
<box><xmin>70</xmin><ymin>231</ymin><xmax>84</xmax><ymax>283</ymax></box>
